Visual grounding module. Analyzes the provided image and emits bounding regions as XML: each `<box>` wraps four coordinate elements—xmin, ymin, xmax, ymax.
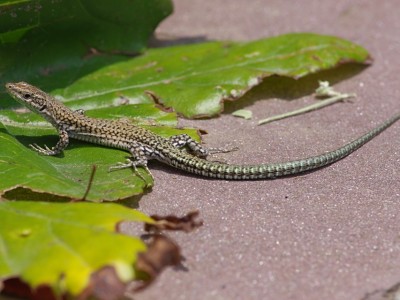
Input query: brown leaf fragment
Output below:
<box><xmin>134</xmin><ymin>235</ymin><xmax>181</xmax><ymax>291</ymax></box>
<box><xmin>1</xmin><ymin>277</ymin><xmax>60</xmax><ymax>300</ymax></box>
<box><xmin>77</xmin><ymin>266</ymin><xmax>126</xmax><ymax>300</ymax></box>
<box><xmin>79</xmin><ymin>165</ymin><xmax>97</xmax><ymax>202</ymax></box>
<box><xmin>145</xmin><ymin>210</ymin><xmax>203</xmax><ymax>233</ymax></box>
<box><xmin>144</xmin><ymin>90</ymin><xmax>174</xmax><ymax>113</ymax></box>
<box><xmin>198</xmin><ymin>128</ymin><xmax>208</xmax><ymax>135</ymax></box>
<box><xmin>2</xmin><ymin>267</ymin><xmax>126</xmax><ymax>300</ymax></box>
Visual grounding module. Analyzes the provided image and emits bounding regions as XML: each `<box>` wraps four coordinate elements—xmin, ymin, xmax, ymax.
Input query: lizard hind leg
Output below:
<box><xmin>109</xmin><ymin>157</ymin><xmax>153</xmax><ymax>186</ymax></box>
<box><xmin>169</xmin><ymin>134</ymin><xmax>239</xmax><ymax>157</ymax></box>
<box><xmin>108</xmin><ymin>142</ymin><xmax>153</xmax><ymax>186</ymax></box>
<box><xmin>169</xmin><ymin>134</ymin><xmax>209</xmax><ymax>157</ymax></box>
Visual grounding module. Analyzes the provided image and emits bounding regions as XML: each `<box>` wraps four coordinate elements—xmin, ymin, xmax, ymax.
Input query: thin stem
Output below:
<box><xmin>258</xmin><ymin>81</ymin><xmax>356</xmax><ymax>125</ymax></box>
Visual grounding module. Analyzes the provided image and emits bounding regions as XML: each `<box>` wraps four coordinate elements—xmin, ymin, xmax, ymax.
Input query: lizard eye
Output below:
<box><xmin>23</xmin><ymin>94</ymin><xmax>31</xmax><ymax>99</ymax></box>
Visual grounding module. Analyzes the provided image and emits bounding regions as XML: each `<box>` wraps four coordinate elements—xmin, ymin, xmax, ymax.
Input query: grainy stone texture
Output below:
<box><xmin>128</xmin><ymin>1</ymin><xmax>400</xmax><ymax>300</ymax></box>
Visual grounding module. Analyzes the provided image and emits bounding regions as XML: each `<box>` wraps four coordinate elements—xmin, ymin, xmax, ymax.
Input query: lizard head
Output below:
<box><xmin>5</xmin><ymin>82</ymin><xmax>50</xmax><ymax>114</ymax></box>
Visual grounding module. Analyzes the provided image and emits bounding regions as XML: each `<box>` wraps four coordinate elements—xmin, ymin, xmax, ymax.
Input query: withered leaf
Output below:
<box><xmin>2</xmin><ymin>278</ymin><xmax>58</xmax><ymax>300</ymax></box>
<box><xmin>77</xmin><ymin>267</ymin><xmax>126</xmax><ymax>300</ymax></box>
<box><xmin>134</xmin><ymin>235</ymin><xmax>182</xmax><ymax>291</ymax></box>
<box><xmin>145</xmin><ymin>210</ymin><xmax>203</xmax><ymax>233</ymax></box>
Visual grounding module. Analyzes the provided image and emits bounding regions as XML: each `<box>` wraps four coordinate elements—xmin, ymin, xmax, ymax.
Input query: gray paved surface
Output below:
<box><xmin>130</xmin><ymin>1</ymin><xmax>400</xmax><ymax>300</ymax></box>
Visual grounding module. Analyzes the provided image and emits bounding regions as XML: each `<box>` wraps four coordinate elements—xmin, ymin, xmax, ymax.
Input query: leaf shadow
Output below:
<box><xmin>223</xmin><ymin>63</ymin><xmax>368</xmax><ymax>114</ymax></box>
<box><xmin>149</xmin><ymin>35</ymin><xmax>209</xmax><ymax>48</ymax></box>
<box><xmin>3</xmin><ymin>184</ymin><xmax>144</xmax><ymax>206</ymax></box>
<box><xmin>3</xmin><ymin>187</ymin><xmax>74</xmax><ymax>202</ymax></box>
<box><xmin>5</xmin><ymin>134</ymin><xmax>66</xmax><ymax>158</ymax></box>
<box><xmin>7</xmin><ymin>131</ymin><xmax>109</xmax><ymax>154</ymax></box>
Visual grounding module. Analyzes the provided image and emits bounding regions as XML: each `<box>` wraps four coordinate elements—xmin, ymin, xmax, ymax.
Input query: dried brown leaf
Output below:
<box><xmin>145</xmin><ymin>210</ymin><xmax>203</xmax><ymax>233</ymax></box>
<box><xmin>77</xmin><ymin>267</ymin><xmax>126</xmax><ymax>300</ymax></box>
<box><xmin>134</xmin><ymin>235</ymin><xmax>182</xmax><ymax>291</ymax></box>
<box><xmin>2</xmin><ymin>278</ymin><xmax>59</xmax><ymax>300</ymax></box>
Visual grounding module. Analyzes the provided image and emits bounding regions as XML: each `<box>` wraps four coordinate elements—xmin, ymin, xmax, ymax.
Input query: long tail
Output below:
<box><xmin>169</xmin><ymin>113</ymin><xmax>400</xmax><ymax>180</ymax></box>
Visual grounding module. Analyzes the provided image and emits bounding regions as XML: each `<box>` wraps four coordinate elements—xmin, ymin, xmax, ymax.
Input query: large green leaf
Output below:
<box><xmin>0</xmin><ymin>201</ymin><xmax>153</xmax><ymax>297</ymax></box>
<box><xmin>0</xmin><ymin>104</ymin><xmax>200</xmax><ymax>202</ymax></box>
<box><xmin>0</xmin><ymin>33</ymin><xmax>370</xmax><ymax>201</ymax></box>
<box><xmin>0</xmin><ymin>0</ymin><xmax>173</xmax><ymax>91</ymax></box>
<box><xmin>42</xmin><ymin>33</ymin><xmax>370</xmax><ymax>118</ymax></box>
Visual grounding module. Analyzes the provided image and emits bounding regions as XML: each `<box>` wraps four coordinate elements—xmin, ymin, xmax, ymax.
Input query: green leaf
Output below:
<box><xmin>0</xmin><ymin>105</ymin><xmax>200</xmax><ymax>202</ymax></box>
<box><xmin>0</xmin><ymin>33</ymin><xmax>370</xmax><ymax>200</ymax></box>
<box><xmin>0</xmin><ymin>0</ymin><xmax>173</xmax><ymax>91</ymax></box>
<box><xmin>0</xmin><ymin>201</ymin><xmax>153</xmax><ymax>296</ymax></box>
<box><xmin>39</xmin><ymin>33</ymin><xmax>370</xmax><ymax>118</ymax></box>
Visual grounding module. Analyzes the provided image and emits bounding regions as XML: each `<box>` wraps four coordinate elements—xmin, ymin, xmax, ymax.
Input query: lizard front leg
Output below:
<box><xmin>30</xmin><ymin>128</ymin><xmax>69</xmax><ymax>155</ymax></box>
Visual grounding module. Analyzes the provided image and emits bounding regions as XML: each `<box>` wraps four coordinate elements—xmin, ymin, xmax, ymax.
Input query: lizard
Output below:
<box><xmin>5</xmin><ymin>82</ymin><xmax>400</xmax><ymax>180</ymax></box>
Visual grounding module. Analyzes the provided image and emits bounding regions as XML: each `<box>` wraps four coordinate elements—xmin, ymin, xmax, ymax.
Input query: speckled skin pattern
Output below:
<box><xmin>6</xmin><ymin>82</ymin><xmax>400</xmax><ymax>179</ymax></box>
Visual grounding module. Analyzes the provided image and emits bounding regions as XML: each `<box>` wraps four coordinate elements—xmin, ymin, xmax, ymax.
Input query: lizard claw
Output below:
<box><xmin>109</xmin><ymin>159</ymin><xmax>153</xmax><ymax>188</ymax></box>
<box><xmin>29</xmin><ymin>143</ymin><xmax>56</xmax><ymax>155</ymax></box>
<box><xmin>208</xmin><ymin>145</ymin><xmax>239</xmax><ymax>154</ymax></box>
<box><xmin>108</xmin><ymin>159</ymin><xmax>134</xmax><ymax>171</ymax></box>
